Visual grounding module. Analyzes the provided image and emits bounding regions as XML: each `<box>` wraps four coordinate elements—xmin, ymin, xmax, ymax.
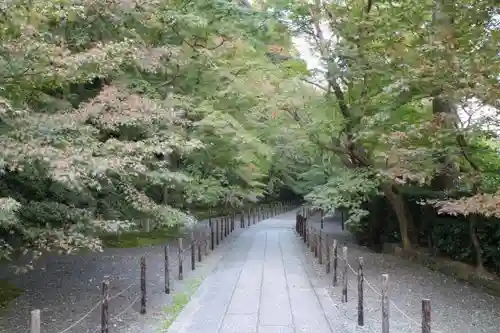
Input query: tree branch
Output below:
<box><xmin>301</xmin><ymin>78</ymin><xmax>328</xmax><ymax>91</ymax></box>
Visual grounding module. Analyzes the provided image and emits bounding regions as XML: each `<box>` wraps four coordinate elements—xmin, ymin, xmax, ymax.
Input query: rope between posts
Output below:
<box><xmin>345</xmin><ymin>262</ymin><xmax>421</xmax><ymax>326</ymax></box>
<box><xmin>301</xmin><ymin>218</ymin><xmax>443</xmax><ymax>333</ymax></box>
<box><xmin>89</xmin><ymin>295</ymin><xmax>142</xmax><ymax>333</ymax></box>
<box><xmin>340</xmin><ymin>258</ymin><xmax>443</xmax><ymax>333</ymax></box>
<box><xmin>49</xmin><ymin>203</ymin><xmax>290</xmax><ymax>333</ymax></box>
<box><xmin>56</xmin><ymin>280</ymin><xmax>142</xmax><ymax>333</ymax></box>
<box><xmin>109</xmin><ymin>295</ymin><xmax>141</xmax><ymax>321</ymax></box>
<box><xmin>56</xmin><ymin>301</ymin><xmax>101</xmax><ymax>333</ymax></box>
<box><xmin>108</xmin><ymin>282</ymin><xmax>138</xmax><ymax>301</ymax></box>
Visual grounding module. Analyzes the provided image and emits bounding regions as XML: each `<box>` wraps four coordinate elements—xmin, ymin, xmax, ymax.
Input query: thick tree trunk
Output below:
<box><xmin>469</xmin><ymin>214</ymin><xmax>485</xmax><ymax>273</ymax></box>
<box><xmin>430</xmin><ymin>97</ymin><xmax>458</xmax><ymax>190</ymax></box>
<box><xmin>382</xmin><ymin>183</ymin><xmax>417</xmax><ymax>250</ymax></box>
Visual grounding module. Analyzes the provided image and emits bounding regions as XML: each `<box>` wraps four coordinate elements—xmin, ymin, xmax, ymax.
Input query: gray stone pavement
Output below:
<box><xmin>166</xmin><ymin>210</ymin><xmax>336</xmax><ymax>333</ymax></box>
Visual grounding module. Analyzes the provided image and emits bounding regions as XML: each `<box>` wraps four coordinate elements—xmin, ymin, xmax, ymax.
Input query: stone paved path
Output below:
<box><xmin>167</xmin><ymin>211</ymin><xmax>335</xmax><ymax>333</ymax></box>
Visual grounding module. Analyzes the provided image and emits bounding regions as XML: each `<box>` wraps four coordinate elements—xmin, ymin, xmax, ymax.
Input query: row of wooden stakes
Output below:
<box><xmin>29</xmin><ymin>202</ymin><xmax>293</xmax><ymax>333</ymax></box>
<box><xmin>295</xmin><ymin>209</ymin><xmax>433</xmax><ymax>333</ymax></box>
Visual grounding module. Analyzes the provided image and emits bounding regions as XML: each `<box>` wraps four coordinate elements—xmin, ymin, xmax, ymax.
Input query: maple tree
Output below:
<box><xmin>0</xmin><ymin>0</ymin><xmax>299</xmax><ymax>267</ymax></box>
<box><xmin>260</xmin><ymin>0</ymin><xmax>499</xmax><ymax>263</ymax></box>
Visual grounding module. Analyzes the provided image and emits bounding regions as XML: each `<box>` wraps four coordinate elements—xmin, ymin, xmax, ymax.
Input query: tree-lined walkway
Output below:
<box><xmin>168</xmin><ymin>209</ymin><xmax>500</xmax><ymax>333</ymax></box>
<box><xmin>167</xmin><ymin>210</ymin><xmax>337</xmax><ymax>333</ymax></box>
<box><xmin>0</xmin><ymin>210</ymin><xmax>267</xmax><ymax>333</ymax></box>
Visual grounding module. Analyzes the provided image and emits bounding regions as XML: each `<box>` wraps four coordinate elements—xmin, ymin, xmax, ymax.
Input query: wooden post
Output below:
<box><xmin>178</xmin><ymin>238</ymin><xmax>183</xmax><ymax>280</ymax></box>
<box><xmin>205</xmin><ymin>228</ymin><xmax>209</xmax><ymax>256</ymax></box>
<box><xmin>302</xmin><ymin>217</ymin><xmax>306</xmax><ymax>240</ymax></box>
<box><xmin>299</xmin><ymin>216</ymin><xmax>303</xmax><ymax>240</ymax></box>
<box><xmin>342</xmin><ymin>246</ymin><xmax>348</xmax><ymax>302</ymax></box>
<box><xmin>332</xmin><ymin>240</ymin><xmax>338</xmax><ymax>286</ymax></box>
<box><xmin>197</xmin><ymin>232</ymin><xmax>202</xmax><ymax>262</ymax></box>
<box><xmin>216</xmin><ymin>219</ymin><xmax>219</xmax><ymax>246</ymax></box>
<box><xmin>191</xmin><ymin>231</ymin><xmax>195</xmax><ymax>271</ymax></box>
<box><xmin>311</xmin><ymin>227</ymin><xmax>316</xmax><ymax>253</ymax></box>
<box><xmin>422</xmin><ymin>299</ymin><xmax>431</xmax><ymax>333</ymax></box>
<box><xmin>101</xmin><ymin>280</ymin><xmax>109</xmax><ymax>333</ymax></box>
<box><xmin>381</xmin><ymin>274</ymin><xmax>389</xmax><ymax>333</ymax></box>
<box><xmin>326</xmin><ymin>236</ymin><xmax>331</xmax><ymax>273</ymax></box>
<box><xmin>318</xmin><ymin>230</ymin><xmax>322</xmax><ymax>263</ymax></box>
<box><xmin>357</xmin><ymin>257</ymin><xmax>364</xmax><ymax>326</ymax></box>
<box><xmin>220</xmin><ymin>217</ymin><xmax>224</xmax><ymax>239</ymax></box>
<box><xmin>299</xmin><ymin>215</ymin><xmax>303</xmax><ymax>235</ymax></box>
<box><xmin>30</xmin><ymin>309</ymin><xmax>41</xmax><ymax>333</ymax></box>
<box><xmin>320</xmin><ymin>210</ymin><xmax>324</xmax><ymax>229</ymax></box>
<box><xmin>164</xmin><ymin>245</ymin><xmax>170</xmax><ymax>294</ymax></box>
<box><xmin>304</xmin><ymin>218</ymin><xmax>307</xmax><ymax>243</ymax></box>
<box><xmin>307</xmin><ymin>224</ymin><xmax>310</xmax><ymax>247</ymax></box>
<box><xmin>140</xmin><ymin>256</ymin><xmax>146</xmax><ymax>314</ymax></box>
<box><xmin>341</xmin><ymin>210</ymin><xmax>345</xmax><ymax>230</ymax></box>
<box><xmin>210</xmin><ymin>220</ymin><xmax>215</xmax><ymax>250</ymax></box>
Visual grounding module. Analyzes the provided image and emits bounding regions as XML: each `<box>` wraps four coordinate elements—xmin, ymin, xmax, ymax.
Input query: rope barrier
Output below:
<box><xmin>88</xmin><ymin>295</ymin><xmax>142</xmax><ymax>333</ymax></box>
<box><xmin>109</xmin><ymin>295</ymin><xmax>141</xmax><ymax>321</ymax></box>
<box><xmin>47</xmin><ymin>203</ymin><xmax>290</xmax><ymax>333</ymax></box>
<box><xmin>56</xmin><ymin>301</ymin><xmax>101</xmax><ymax>333</ymax></box>
<box><xmin>301</xmin><ymin>211</ymin><xmax>445</xmax><ymax>333</ymax></box>
<box><xmin>108</xmin><ymin>282</ymin><xmax>139</xmax><ymax>301</ymax></box>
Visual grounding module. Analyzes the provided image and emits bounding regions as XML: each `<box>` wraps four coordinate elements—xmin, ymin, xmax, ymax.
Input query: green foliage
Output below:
<box><xmin>305</xmin><ymin>167</ymin><xmax>381</xmax><ymax>228</ymax></box>
<box><xmin>260</xmin><ymin>0</ymin><xmax>500</xmax><ymax>262</ymax></box>
<box><xmin>101</xmin><ymin>227</ymin><xmax>181</xmax><ymax>248</ymax></box>
<box><xmin>0</xmin><ymin>280</ymin><xmax>23</xmax><ymax>309</ymax></box>
<box><xmin>0</xmin><ymin>0</ymin><xmax>298</xmax><ymax>266</ymax></box>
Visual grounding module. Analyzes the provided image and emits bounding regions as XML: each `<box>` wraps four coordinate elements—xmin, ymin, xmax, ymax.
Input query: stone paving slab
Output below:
<box><xmin>166</xmin><ymin>211</ymin><xmax>334</xmax><ymax>333</ymax></box>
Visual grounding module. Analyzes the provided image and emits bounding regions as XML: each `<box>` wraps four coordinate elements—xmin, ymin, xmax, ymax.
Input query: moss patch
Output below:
<box><xmin>163</xmin><ymin>278</ymin><xmax>203</xmax><ymax>329</ymax></box>
<box><xmin>101</xmin><ymin>227</ymin><xmax>181</xmax><ymax>248</ymax></box>
<box><xmin>102</xmin><ymin>204</ymin><xmax>267</xmax><ymax>249</ymax></box>
<box><xmin>0</xmin><ymin>280</ymin><xmax>23</xmax><ymax>308</ymax></box>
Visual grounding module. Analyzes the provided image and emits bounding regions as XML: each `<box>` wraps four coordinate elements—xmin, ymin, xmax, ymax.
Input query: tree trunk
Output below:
<box><xmin>469</xmin><ymin>214</ymin><xmax>485</xmax><ymax>273</ymax></box>
<box><xmin>430</xmin><ymin>97</ymin><xmax>458</xmax><ymax>191</ymax></box>
<box><xmin>382</xmin><ymin>183</ymin><xmax>417</xmax><ymax>250</ymax></box>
